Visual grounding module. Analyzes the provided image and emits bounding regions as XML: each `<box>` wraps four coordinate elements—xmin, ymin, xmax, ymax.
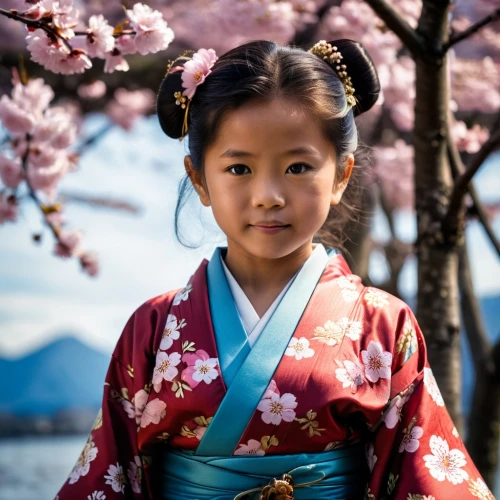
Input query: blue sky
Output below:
<box><xmin>0</xmin><ymin>114</ymin><xmax>499</xmax><ymax>357</ymax></box>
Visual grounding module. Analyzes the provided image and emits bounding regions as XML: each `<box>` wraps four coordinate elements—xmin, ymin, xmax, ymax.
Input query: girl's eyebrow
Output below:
<box><xmin>219</xmin><ymin>146</ymin><xmax>321</xmax><ymax>158</ymax></box>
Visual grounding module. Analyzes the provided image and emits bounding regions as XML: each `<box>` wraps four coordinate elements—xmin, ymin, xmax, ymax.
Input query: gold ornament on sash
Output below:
<box><xmin>308</xmin><ymin>40</ymin><xmax>357</xmax><ymax>108</ymax></box>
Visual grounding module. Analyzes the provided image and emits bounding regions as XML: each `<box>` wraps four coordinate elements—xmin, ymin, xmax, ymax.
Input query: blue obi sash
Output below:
<box><xmin>161</xmin><ymin>442</ymin><xmax>369</xmax><ymax>499</ymax></box>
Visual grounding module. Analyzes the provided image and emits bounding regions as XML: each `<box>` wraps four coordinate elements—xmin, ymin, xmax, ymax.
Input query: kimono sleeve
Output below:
<box><xmin>54</xmin><ymin>293</ymin><xmax>173</xmax><ymax>500</ymax></box>
<box><xmin>366</xmin><ymin>305</ymin><xmax>493</xmax><ymax>500</ymax></box>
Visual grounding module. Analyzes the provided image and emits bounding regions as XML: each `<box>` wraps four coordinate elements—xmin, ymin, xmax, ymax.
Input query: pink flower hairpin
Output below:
<box><xmin>170</xmin><ymin>48</ymin><xmax>218</xmax><ymax>139</ymax></box>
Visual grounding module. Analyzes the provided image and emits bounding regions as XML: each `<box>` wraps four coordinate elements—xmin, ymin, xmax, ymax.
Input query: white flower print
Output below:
<box><xmin>399</xmin><ymin>425</ymin><xmax>423</xmax><ymax>453</ymax></box>
<box><xmin>104</xmin><ymin>462</ymin><xmax>127</xmax><ymax>493</ymax></box>
<box><xmin>365</xmin><ymin>442</ymin><xmax>377</xmax><ymax>472</ymax></box>
<box><xmin>285</xmin><ymin>337</ymin><xmax>315</xmax><ymax>360</ymax></box>
<box><xmin>152</xmin><ymin>351</ymin><xmax>182</xmax><ymax>392</ymax></box>
<box><xmin>88</xmin><ymin>492</ymin><xmax>106</xmax><ymax>500</ymax></box>
<box><xmin>334</xmin><ymin>276</ymin><xmax>360</xmax><ymax>302</ymax></box>
<box><xmin>468</xmin><ymin>477</ymin><xmax>495</xmax><ymax>499</ymax></box>
<box><xmin>335</xmin><ymin>360</ymin><xmax>365</xmax><ymax>392</ymax></box>
<box><xmin>364</xmin><ymin>289</ymin><xmax>389</xmax><ymax>308</ymax></box>
<box><xmin>338</xmin><ymin>317</ymin><xmax>363</xmax><ymax>341</ymax></box>
<box><xmin>140</xmin><ymin>398</ymin><xmax>167</xmax><ymax>428</ymax></box>
<box><xmin>423</xmin><ymin>435</ymin><xmax>469</xmax><ymax>484</ymax></box>
<box><xmin>173</xmin><ymin>284</ymin><xmax>193</xmax><ymax>306</ymax></box>
<box><xmin>423</xmin><ymin>367</ymin><xmax>445</xmax><ymax>406</ymax></box>
<box><xmin>257</xmin><ymin>392</ymin><xmax>298</xmax><ymax>425</ymax></box>
<box><xmin>234</xmin><ymin>439</ymin><xmax>266</xmax><ymax>456</ymax></box>
<box><xmin>68</xmin><ymin>438</ymin><xmax>98</xmax><ymax>484</ymax></box>
<box><xmin>361</xmin><ymin>341</ymin><xmax>392</xmax><ymax>383</ymax></box>
<box><xmin>127</xmin><ymin>456</ymin><xmax>142</xmax><ymax>494</ymax></box>
<box><xmin>160</xmin><ymin>314</ymin><xmax>186</xmax><ymax>350</ymax></box>
<box><xmin>452</xmin><ymin>427</ymin><xmax>459</xmax><ymax>438</ymax></box>
<box><xmin>192</xmin><ymin>357</ymin><xmax>219</xmax><ymax>384</ymax></box>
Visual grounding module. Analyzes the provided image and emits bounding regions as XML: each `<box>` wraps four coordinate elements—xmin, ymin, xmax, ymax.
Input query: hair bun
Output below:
<box><xmin>322</xmin><ymin>39</ymin><xmax>381</xmax><ymax>117</ymax></box>
<box><xmin>156</xmin><ymin>57</ymin><xmax>190</xmax><ymax>139</ymax></box>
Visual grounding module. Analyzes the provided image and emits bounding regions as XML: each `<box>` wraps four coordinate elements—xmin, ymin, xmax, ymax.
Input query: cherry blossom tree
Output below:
<box><xmin>1</xmin><ymin>0</ymin><xmax>500</xmax><ymax>485</ymax></box>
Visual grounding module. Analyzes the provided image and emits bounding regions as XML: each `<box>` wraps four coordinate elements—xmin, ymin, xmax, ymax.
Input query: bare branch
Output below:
<box><xmin>445</xmin><ymin>115</ymin><xmax>500</xmax><ymax>227</ymax></box>
<box><xmin>363</xmin><ymin>0</ymin><xmax>425</xmax><ymax>57</ymax></box>
<box><xmin>58</xmin><ymin>191</ymin><xmax>142</xmax><ymax>215</ymax></box>
<box><xmin>446</xmin><ymin>126</ymin><xmax>500</xmax><ymax>258</ymax></box>
<box><xmin>444</xmin><ymin>8</ymin><xmax>500</xmax><ymax>51</ymax></box>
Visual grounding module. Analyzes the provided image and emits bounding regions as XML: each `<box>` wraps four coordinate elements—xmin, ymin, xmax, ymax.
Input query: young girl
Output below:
<box><xmin>56</xmin><ymin>39</ymin><xmax>490</xmax><ymax>500</ymax></box>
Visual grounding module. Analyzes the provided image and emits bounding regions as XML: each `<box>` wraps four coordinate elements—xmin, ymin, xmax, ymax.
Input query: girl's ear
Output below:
<box><xmin>184</xmin><ymin>155</ymin><xmax>211</xmax><ymax>207</ymax></box>
<box><xmin>331</xmin><ymin>154</ymin><xmax>354</xmax><ymax>206</ymax></box>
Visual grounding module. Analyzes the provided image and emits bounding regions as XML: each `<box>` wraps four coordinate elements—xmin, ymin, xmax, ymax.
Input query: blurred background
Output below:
<box><xmin>0</xmin><ymin>0</ymin><xmax>499</xmax><ymax>499</ymax></box>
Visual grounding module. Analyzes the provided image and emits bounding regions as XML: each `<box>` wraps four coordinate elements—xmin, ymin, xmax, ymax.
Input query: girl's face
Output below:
<box><xmin>185</xmin><ymin>97</ymin><xmax>353</xmax><ymax>261</ymax></box>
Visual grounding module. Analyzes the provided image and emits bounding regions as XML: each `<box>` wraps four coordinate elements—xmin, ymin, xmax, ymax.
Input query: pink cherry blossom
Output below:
<box><xmin>160</xmin><ymin>314</ymin><xmax>184</xmax><ymax>350</ymax></box>
<box><xmin>181</xmin><ymin>48</ymin><xmax>218</xmax><ymax>100</ymax></box>
<box><xmin>79</xmin><ymin>252</ymin><xmax>99</xmax><ymax>277</ymax></box>
<box><xmin>104</xmin><ymin>50</ymin><xmax>130</xmax><ymax>74</ymax></box>
<box><xmin>152</xmin><ymin>351</ymin><xmax>182</xmax><ymax>392</ymax></box>
<box><xmin>181</xmin><ymin>349</ymin><xmax>219</xmax><ymax>388</ymax></box>
<box><xmin>0</xmin><ymin>194</ymin><xmax>18</xmax><ymax>224</ymax></box>
<box><xmin>12</xmin><ymin>77</ymin><xmax>54</xmax><ymax>116</ymax></box>
<box><xmin>0</xmin><ymin>95</ymin><xmax>36</xmax><ymax>134</ymax></box>
<box><xmin>126</xmin><ymin>3</ymin><xmax>175</xmax><ymax>55</ymax></box>
<box><xmin>122</xmin><ymin>399</ymin><xmax>135</xmax><ymax>419</ymax></box>
<box><xmin>361</xmin><ymin>341</ymin><xmax>392</xmax><ymax>383</ymax></box>
<box><xmin>234</xmin><ymin>439</ymin><xmax>266</xmax><ymax>456</ymax></box>
<box><xmin>32</xmin><ymin>108</ymin><xmax>77</xmax><ymax>150</ymax></box>
<box><xmin>399</xmin><ymin>425</ymin><xmax>424</xmax><ymax>453</ymax></box>
<box><xmin>133</xmin><ymin>389</ymin><xmax>149</xmax><ymax>425</ymax></box>
<box><xmin>262</xmin><ymin>379</ymin><xmax>280</xmax><ymax>399</ymax></box>
<box><xmin>115</xmin><ymin>35</ymin><xmax>138</xmax><ymax>56</ymax></box>
<box><xmin>257</xmin><ymin>392</ymin><xmax>298</xmax><ymax>425</ymax></box>
<box><xmin>54</xmin><ymin>229</ymin><xmax>83</xmax><ymax>258</ymax></box>
<box><xmin>127</xmin><ymin>456</ymin><xmax>142</xmax><ymax>494</ymax></box>
<box><xmin>451</xmin><ymin>121</ymin><xmax>490</xmax><ymax>154</ymax></box>
<box><xmin>194</xmin><ymin>425</ymin><xmax>207</xmax><ymax>441</ymax></box>
<box><xmin>335</xmin><ymin>359</ymin><xmax>365</xmax><ymax>392</ymax></box>
<box><xmin>86</xmin><ymin>15</ymin><xmax>115</xmax><ymax>58</ymax></box>
<box><xmin>140</xmin><ymin>398</ymin><xmax>167</xmax><ymax>428</ymax></box>
<box><xmin>384</xmin><ymin>387</ymin><xmax>414</xmax><ymax>429</ymax></box>
<box><xmin>105</xmin><ymin>88</ymin><xmax>154</xmax><ymax>130</ymax></box>
<box><xmin>0</xmin><ymin>155</ymin><xmax>24</xmax><ymax>189</ymax></box>
<box><xmin>77</xmin><ymin>81</ymin><xmax>107</xmax><ymax>100</ymax></box>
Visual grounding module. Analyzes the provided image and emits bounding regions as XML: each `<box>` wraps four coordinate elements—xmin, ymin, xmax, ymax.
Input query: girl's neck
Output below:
<box><xmin>223</xmin><ymin>241</ymin><xmax>314</xmax><ymax>317</ymax></box>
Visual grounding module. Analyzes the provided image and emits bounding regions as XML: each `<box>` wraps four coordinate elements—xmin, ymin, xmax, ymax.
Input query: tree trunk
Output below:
<box><xmin>414</xmin><ymin>1</ymin><xmax>464</xmax><ymax>428</ymax></box>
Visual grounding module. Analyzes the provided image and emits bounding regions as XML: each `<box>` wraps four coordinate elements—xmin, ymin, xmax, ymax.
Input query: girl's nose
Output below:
<box><xmin>250</xmin><ymin>174</ymin><xmax>286</xmax><ymax>209</ymax></box>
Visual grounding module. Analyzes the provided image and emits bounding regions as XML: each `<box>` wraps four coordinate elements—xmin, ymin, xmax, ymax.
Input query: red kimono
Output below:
<box><xmin>55</xmin><ymin>251</ymin><xmax>491</xmax><ymax>500</ymax></box>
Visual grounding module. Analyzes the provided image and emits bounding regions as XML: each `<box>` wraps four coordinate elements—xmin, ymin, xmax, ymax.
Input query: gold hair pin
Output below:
<box><xmin>308</xmin><ymin>40</ymin><xmax>357</xmax><ymax>108</ymax></box>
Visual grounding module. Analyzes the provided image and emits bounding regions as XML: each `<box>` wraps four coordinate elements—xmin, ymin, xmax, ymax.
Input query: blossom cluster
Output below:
<box><xmin>12</xmin><ymin>1</ymin><xmax>174</xmax><ymax>75</ymax></box>
<box><xmin>0</xmin><ymin>70</ymin><xmax>97</xmax><ymax>275</ymax></box>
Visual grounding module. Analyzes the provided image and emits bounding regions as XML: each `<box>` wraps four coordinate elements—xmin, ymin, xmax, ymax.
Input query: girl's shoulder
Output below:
<box><xmin>112</xmin><ymin>287</ymin><xmax>183</xmax><ymax>365</ymax></box>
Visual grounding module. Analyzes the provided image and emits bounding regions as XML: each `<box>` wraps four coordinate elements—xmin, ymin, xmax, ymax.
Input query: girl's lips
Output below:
<box><xmin>251</xmin><ymin>224</ymin><xmax>290</xmax><ymax>234</ymax></box>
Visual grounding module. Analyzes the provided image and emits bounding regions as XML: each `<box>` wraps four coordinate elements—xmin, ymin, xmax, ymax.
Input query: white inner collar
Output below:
<box><xmin>220</xmin><ymin>244</ymin><xmax>326</xmax><ymax>346</ymax></box>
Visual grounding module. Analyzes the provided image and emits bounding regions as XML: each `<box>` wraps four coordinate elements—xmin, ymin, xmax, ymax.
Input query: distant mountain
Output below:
<box><xmin>0</xmin><ymin>336</ymin><xmax>110</xmax><ymax>417</ymax></box>
<box><xmin>0</xmin><ymin>294</ymin><xmax>498</xmax><ymax>421</ymax></box>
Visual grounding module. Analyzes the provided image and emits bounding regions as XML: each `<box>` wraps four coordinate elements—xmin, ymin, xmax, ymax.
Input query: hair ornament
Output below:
<box><xmin>308</xmin><ymin>40</ymin><xmax>357</xmax><ymax>108</ymax></box>
<box><xmin>166</xmin><ymin>48</ymin><xmax>218</xmax><ymax>139</ymax></box>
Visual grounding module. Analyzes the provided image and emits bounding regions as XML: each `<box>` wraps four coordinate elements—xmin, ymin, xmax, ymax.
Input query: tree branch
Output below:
<box><xmin>446</xmin><ymin>128</ymin><xmax>500</xmax><ymax>258</ymax></box>
<box><xmin>363</xmin><ymin>0</ymin><xmax>425</xmax><ymax>58</ymax></box>
<box><xmin>444</xmin><ymin>8</ymin><xmax>500</xmax><ymax>51</ymax></box>
<box><xmin>445</xmin><ymin>115</ymin><xmax>500</xmax><ymax>228</ymax></box>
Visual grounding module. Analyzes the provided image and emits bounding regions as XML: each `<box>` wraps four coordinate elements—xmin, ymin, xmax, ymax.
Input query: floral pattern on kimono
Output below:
<box><xmin>54</xmin><ymin>254</ymin><xmax>491</xmax><ymax>500</ymax></box>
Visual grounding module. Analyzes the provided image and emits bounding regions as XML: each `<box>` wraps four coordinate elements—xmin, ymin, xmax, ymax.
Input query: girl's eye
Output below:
<box><xmin>287</xmin><ymin>163</ymin><xmax>311</xmax><ymax>174</ymax></box>
<box><xmin>227</xmin><ymin>165</ymin><xmax>250</xmax><ymax>175</ymax></box>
